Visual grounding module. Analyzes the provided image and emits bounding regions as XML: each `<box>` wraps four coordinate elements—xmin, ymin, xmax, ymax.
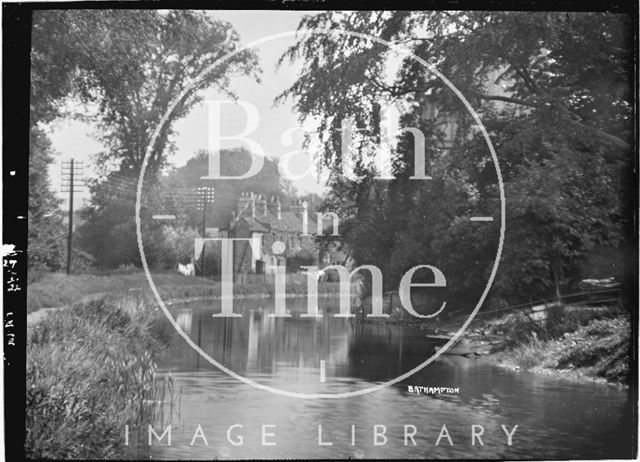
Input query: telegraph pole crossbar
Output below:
<box><xmin>196</xmin><ymin>187</ymin><xmax>215</xmax><ymax>277</ymax></box>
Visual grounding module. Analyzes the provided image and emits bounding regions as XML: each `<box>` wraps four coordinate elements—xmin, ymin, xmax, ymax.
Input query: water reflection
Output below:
<box><xmin>146</xmin><ymin>298</ymin><xmax>633</xmax><ymax>460</ymax></box>
<box><xmin>162</xmin><ymin>297</ymin><xmax>443</xmax><ymax>389</ymax></box>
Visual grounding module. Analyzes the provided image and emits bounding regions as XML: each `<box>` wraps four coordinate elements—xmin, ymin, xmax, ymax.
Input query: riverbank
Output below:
<box><xmin>485</xmin><ymin>313</ymin><xmax>630</xmax><ymax>386</ymax></box>
<box><xmin>371</xmin><ymin>297</ymin><xmax>630</xmax><ymax>386</ymax></box>
<box><xmin>26</xmin><ymin>296</ymin><xmax>174</xmax><ymax>459</ymax></box>
<box><xmin>432</xmin><ymin>302</ymin><xmax>631</xmax><ymax>386</ymax></box>
<box><xmin>27</xmin><ymin>270</ymin><xmax>343</xmax><ymax>313</ymax></box>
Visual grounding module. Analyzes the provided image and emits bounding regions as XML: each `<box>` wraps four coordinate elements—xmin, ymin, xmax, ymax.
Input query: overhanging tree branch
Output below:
<box><xmin>469</xmin><ymin>90</ymin><xmax>540</xmax><ymax>107</ymax></box>
<box><xmin>470</xmin><ymin>91</ymin><xmax>631</xmax><ymax>153</ymax></box>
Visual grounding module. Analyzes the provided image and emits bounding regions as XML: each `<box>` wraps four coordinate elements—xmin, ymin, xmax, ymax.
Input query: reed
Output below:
<box><xmin>26</xmin><ymin>297</ymin><xmax>173</xmax><ymax>459</ymax></box>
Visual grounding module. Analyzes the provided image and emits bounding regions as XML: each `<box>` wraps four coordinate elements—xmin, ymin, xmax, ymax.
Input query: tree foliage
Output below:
<box><xmin>280</xmin><ymin>11</ymin><xmax>632</xmax><ymax>305</ymax></box>
<box><xmin>165</xmin><ymin>148</ymin><xmax>291</xmax><ymax>228</ymax></box>
<box><xmin>28</xmin><ymin>10</ymin><xmax>82</xmax><ymax>273</ymax></box>
<box><xmin>32</xmin><ymin>10</ymin><xmax>260</xmax><ymax>175</ymax></box>
<box><xmin>31</xmin><ymin>10</ymin><xmax>261</xmax><ymax>271</ymax></box>
<box><xmin>27</xmin><ymin>128</ymin><xmax>66</xmax><ymax>273</ymax></box>
<box><xmin>76</xmin><ymin>148</ymin><xmax>292</xmax><ymax>269</ymax></box>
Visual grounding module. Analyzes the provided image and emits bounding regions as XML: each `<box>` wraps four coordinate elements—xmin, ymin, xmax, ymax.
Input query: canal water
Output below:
<box><xmin>143</xmin><ymin>297</ymin><xmax>634</xmax><ymax>459</ymax></box>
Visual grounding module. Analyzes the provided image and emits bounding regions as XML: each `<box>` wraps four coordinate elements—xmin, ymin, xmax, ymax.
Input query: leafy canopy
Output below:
<box><xmin>279</xmin><ymin>11</ymin><xmax>632</xmax><ymax>304</ymax></box>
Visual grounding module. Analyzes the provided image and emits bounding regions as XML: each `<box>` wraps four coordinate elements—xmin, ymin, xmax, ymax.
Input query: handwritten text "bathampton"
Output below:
<box><xmin>408</xmin><ymin>386</ymin><xmax>460</xmax><ymax>394</ymax></box>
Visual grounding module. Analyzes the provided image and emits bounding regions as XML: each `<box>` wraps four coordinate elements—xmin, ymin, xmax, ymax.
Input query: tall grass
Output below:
<box><xmin>147</xmin><ymin>372</ymin><xmax>182</xmax><ymax>430</ymax></box>
<box><xmin>26</xmin><ymin>296</ymin><xmax>175</xmax><ymax>459</ymax></box>
<box><xmin>26</xmin><ymin>271</ymin><xmax>212</xmax><ymax>312</ymax></box>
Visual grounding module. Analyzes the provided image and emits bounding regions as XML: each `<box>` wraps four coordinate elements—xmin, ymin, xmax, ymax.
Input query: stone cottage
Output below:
<box><xmin>223</xmin><ymin>192</ymin><xmax>321</xmax><ymax>274</ymax></box>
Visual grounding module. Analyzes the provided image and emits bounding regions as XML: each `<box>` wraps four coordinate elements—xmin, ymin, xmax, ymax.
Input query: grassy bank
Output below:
<box><xmin>27</xmin><ymin>271</ymin><xmax>205</xmax><ymax>312</ymax></box>
<box><xmin>485</xmin><ymin>307</ymin><xmax>631</xmax><ymax>385</ymax></box>
<box><xmin>26</xmin><ymin>296</ymin><xmax>175</xmax><ymax>459</ymax></box>
<box><xmin>27</xmin><ymin>270</ymin><xmax>343</xmax><ymax>313</ymax></box>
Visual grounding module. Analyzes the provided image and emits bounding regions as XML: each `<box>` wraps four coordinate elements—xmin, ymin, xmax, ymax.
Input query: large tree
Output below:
<box><xmin>279</xmin><ymin>11</ymin><xmax>633</xmax><ymax>305</ymax></box>
<box><xmin>28</xmin><ymin>10</ymin><xmax>81</xmax><ymax>273</ymax></box>
<box><xmin>31</xmin><ymin>10</ymin><xmax>261</xmax><ymax>270</ymax></box>
<box><xmin>32</xmin><ymin>9</ymin><xmax>260</xmax><ymax>176</ymax></box>
<box><xmin>27</xmin><ymin>128</ymin><xmax>65</xmax><ymax>274</ymax></box>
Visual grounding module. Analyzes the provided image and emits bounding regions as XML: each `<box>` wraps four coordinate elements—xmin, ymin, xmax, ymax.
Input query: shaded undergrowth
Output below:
<box><xmin>487</xmin><ymin>305</ymin><xmax>630</xmax><ymax>385</ymax></box>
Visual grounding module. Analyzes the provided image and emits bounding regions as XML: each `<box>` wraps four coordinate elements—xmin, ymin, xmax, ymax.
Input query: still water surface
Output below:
<box><xmin>144</xmin><ymin>297</ymin><xmax>633</xmax><ymax>459</ymax></box>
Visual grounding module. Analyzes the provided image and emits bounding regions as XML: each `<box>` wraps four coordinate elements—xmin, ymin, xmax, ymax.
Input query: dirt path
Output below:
<box><xmin>26</xmin><ymin>292</ymin><xmax>108</xmax><ymax>328</ymax></box>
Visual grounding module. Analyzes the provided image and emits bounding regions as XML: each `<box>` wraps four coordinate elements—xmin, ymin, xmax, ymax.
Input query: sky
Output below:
<box><xmin>45</xmin><ymin>10</ymin><xmax>327</xmax><ymax>207</ymax></box>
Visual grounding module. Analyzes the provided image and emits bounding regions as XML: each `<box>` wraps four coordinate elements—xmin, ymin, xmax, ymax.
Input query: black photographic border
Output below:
<box><xmin>3</xmin><ymin>0</ymin><xmax>637</xmax><ymax>460</ymax></box>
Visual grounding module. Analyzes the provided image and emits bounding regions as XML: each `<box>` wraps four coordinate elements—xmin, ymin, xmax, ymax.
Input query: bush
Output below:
<box><xmin>286</xmin><ymin>249</ymin><xmax>316</xmax><ymax>272</ymax></box>
<box><xmin>156</xmin><ymin>225</ymin><xmax>201</xmax><ymax>270</ymax></box>
<box><xmin>71</xmin><ymin>248</ymin><xmax>95</xmax><ymax>273</ymax></box>
<box><xmin>112</xmin><ymin>263</ymin><xmax>139</xmax><ymax>275</ymax></box>
<box><xmin>503</xmin><ymin>312</ymin><xmax>546</xmax><ymax>347</ymax></box>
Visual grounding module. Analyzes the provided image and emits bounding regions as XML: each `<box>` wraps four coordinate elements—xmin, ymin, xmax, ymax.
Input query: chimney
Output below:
<box><xmin>256</xmin><ymin>194</ymin><xmax>267</xmax><ymax>217</ymax></box>
<box><xmin>291</xmin><ymin>199</ymin><xmax>302</xmax><ymax>215</ymax></box>
<box><xmin>301</xmin><ymin>200</ymin><xmax>309</xmax><ymax>235</ymax></box>
<box><xmin>249</xmin><ymin>192</ymin><xmax>256</xmax><ymax>218</ymax></box>
<box><xmin>268</xmin><ymin>196</ymin><xmax>282</xmax><ymax>220</ymax></box>
<box><xmin>237</xmin><ymin>192</ymin><xmax>250</xmax><ymax>216</ymax></box>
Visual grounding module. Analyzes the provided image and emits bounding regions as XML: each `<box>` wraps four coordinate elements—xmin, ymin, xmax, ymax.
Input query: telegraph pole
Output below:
<box><xmin>196</xmin><ymin>187</ymin><xmax>215</xmax><ymax>277</ymax></box>
<box><xmin>201</xmin><ymin>193</ymin><xmax>206</xmax><ymax>239</ymax></box>
<box><xmin>61</xmin><ymin>159</ymin><xmax>84</xmax><ymax>275</ymax></box>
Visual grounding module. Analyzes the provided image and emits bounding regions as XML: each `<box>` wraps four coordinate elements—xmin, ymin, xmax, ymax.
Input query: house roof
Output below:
<box><xmin>234</xmin><ymin>209</ymin><xmax>319</xmax><ymax>235</ymax></box>
<box><xmin>237</xmin><ymin>216</ymin><xmax>269</xmax><ymax>233</ymax></box>
<box><xmin>258</xmin><ymin>211</ymin><xmax>316</xmax><ymax>233</ymax></box>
